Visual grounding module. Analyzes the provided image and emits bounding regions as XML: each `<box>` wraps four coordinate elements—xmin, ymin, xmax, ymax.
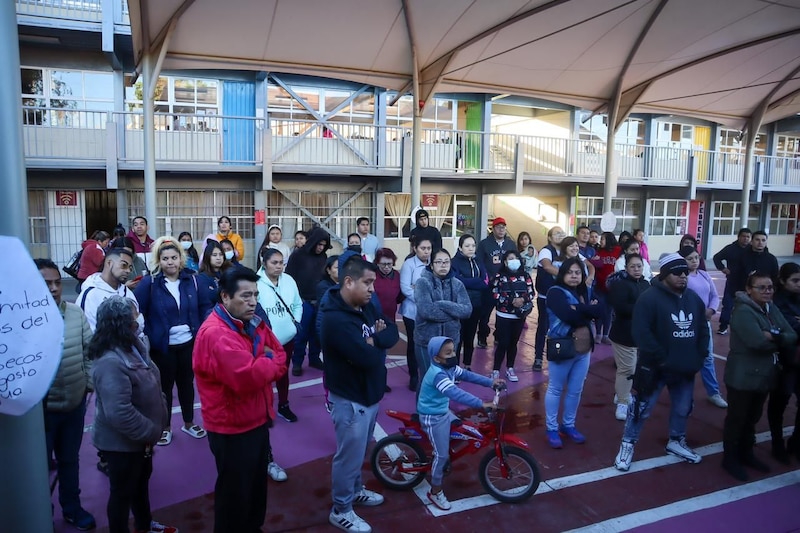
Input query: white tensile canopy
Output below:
<box><xmin>126</xmin><ymin>0</ymin><xmax>800</xmax><ymax>225</ymax></box>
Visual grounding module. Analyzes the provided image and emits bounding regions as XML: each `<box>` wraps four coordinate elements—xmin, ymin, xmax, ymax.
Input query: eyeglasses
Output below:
<box><xmin>116</xmin><ymin>260</ymin><xmax>134</xmax><ymax>272</ymax></box>
<box><xmin>432</xmin><ymin>260</ymin><xmax>451</xmax><ymax>266</ymax></box>
<box><xmin>378</xmin><ymin>262</ymin><xmax>394</xmax><ymax>267</ymax></box>
<box><xmin>750</xmin><ymin>285</ymin><xmax>774</xmax><ymax>292</ymax></box>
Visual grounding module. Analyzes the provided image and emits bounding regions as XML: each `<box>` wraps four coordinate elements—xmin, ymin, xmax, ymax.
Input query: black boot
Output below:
<box><xmin>772</xmin><ymin>438</ymin><xmax>790</xmax><ymax>465</ymax></box>
<box><xmin>721</xmin><ymin>453</ymin><xmax>748</xmax><ymax>482</ymax></box>
<box><xmin>740</xmin><ymin>449</ymin><xmax>771</xmax><ymax>473</ymax></box>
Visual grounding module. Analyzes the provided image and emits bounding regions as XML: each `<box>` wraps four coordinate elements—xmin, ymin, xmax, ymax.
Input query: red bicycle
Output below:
<box><xmin>370</xmin><ymin>385</ymin><xmax>540</xmax><ymax>503</ymax></box>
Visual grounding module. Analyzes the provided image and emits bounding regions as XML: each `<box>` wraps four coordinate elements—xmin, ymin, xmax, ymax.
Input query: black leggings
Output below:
<box><xmin>493</xmin><ymin>316</ymin><xmax>525</xmax><ymax>371</ymax></box>
<box><xmin>534</xmin><ymin>298</ymin><xmax>548</xmax><ymax>360</ymax></box>
<box><xmin>151</xmin><ymin>340</ymin><xmax>195</xmax><ymax>426</ymax></box>
<box><xmin>402</xmin><ymin>316</ymin><xmax>418</xmax><ymax>380</ymax></box>
<box><xmin>459</xmin><ymin>305</ymin><xmax>481</xmax><ymax>366</ymax></box>
<box><xmin>767</xmin><ymin>369</ymin><xmax>800</xmax><ymax>442</ymax></box>
<box><xmin>104</xmin><ymin>450</ymin><xmax>153</xmax><ymax>533</ymax></box>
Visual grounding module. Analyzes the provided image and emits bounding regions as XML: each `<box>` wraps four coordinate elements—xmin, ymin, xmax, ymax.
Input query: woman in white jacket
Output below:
<box><xmin>400</xmin><ymin>236</ymin><xmax>432</xmax><ymax>391</ymax></box>
<box><xmin>256</xmin><ymin>247</ymin><xmax>303</xmax><ymax>481</ymax></box>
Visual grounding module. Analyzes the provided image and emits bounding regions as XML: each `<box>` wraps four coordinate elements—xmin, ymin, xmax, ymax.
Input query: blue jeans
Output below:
<box><xmin>545</xmin><ymin>353</ymin><xmax>591</xmax><ymax>431</ymax></box>
<box><xmin>45</xmin><ymin>396</ymin><xmax>87</xmax><ymax>515</ymax></box>
<box><xmin>414</xmin><ymin>344</ymin><xmax>432</xmax><ymax>404</ymax></box>
<box><xmin>292</xmin><ymin>301</ymin><xmax>321</xmax><ymax>368</ymax></box>
<box><xmin>700</xmin><ymin>321</ymin><xmax>720</xmax><ymax>397</ymax></box>
<box><xmin>622</xmin><ymin>372</ymin><xmax>695</xmax><ymax>443</ymax></box>
<box><xmin>329</xmin><ymin>392</ymin><xmax>379</xmax><ymax>513</ymax></box>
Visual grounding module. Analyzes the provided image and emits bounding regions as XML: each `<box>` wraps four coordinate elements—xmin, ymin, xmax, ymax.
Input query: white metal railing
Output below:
<box><xmin>22</xmin><ymin>107</ymin><xmax>108</xmax><ymax>160</ymax></box>
<box><xmin>758</xmin><ymin>155</ymin><xmax>800</xmax><ymax>188</ymax></box>
<box><xmin>18</xmin><ymin>110</ymin><xmax>799</xmax><ymax>188</ymax></box>
<box><xmin>16</xmin><ymin>0</ymin><xmax>102</xmax><ymax>22</ymax></box>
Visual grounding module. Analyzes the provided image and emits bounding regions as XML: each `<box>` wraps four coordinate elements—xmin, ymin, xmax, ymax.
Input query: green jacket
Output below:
<box><xmin>46</xmin><ymin>301</ymin><xmax>93</xmax><ymax>412</ymax></box>
<box><xmin>725</xmin><ymin>292</ymin><xmax>798</xmax><ymax>392</ymax></box>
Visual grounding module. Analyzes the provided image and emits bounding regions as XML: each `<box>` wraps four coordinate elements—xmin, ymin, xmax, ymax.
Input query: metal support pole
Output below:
<box><xmin>0</xmin><ymin>2</ymin><xmax>53</xmax><ymax>531</ymax></box>
<box><xmin>142</xmin><ymin>52</ymin><xmax>157</xmax><ymax>228</ymax></box>
<box><xmin>740</xmin><ymin>130</ymin><xmax>757</xmax><ymax>227</ymax></box>
<box><xmin>603</xmin><ymin>104</ymin><xmax>619</xmax><ymax>213</ymax></box>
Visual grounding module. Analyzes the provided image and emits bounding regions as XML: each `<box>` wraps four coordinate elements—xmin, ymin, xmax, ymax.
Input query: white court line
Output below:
<box><xmin>394</xmin><ymin>426</ymin><xmax>795</xmax><ymax>517</ymax></box>
<box><xmin>564</xmin><ymin>470</ymin><xmax>800</xmax><ymax>532</ymax></box>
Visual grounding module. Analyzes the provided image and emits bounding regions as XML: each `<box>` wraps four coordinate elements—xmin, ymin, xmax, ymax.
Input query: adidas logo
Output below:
<box><xmin>671</xmin><ymin>310</ymin><xmax>695</xmax><ymax>338</ymax></box>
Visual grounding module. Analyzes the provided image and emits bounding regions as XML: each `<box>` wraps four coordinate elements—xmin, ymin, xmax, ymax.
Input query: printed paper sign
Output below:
<box><xmin>0</xmin><ymin>236</ymin><xmax>64</xmax><ymax>416</ymax></box>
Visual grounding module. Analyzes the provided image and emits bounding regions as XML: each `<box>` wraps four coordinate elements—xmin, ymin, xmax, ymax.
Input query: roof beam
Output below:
<box><xmin>611</xmin><ymin>0</ymin><xmax>669</xmax><ymax>131</ymax></box>
<box><xmin>391</xmin><ymin>0</ymin><xmax>575</xmax><ymax>106</ymax></box>
<box><xmin>148</xmin><ymin>0</ymin><xmax>195</xmax><ymax>55</ymax></box>
<box><xmin>603</xmin><ymin>26</ymin><xmax>800</xmax><ymax>120</ymax></box>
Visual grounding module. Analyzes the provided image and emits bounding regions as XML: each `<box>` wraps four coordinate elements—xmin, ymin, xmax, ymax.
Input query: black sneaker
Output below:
<box><xmin>717</xmin><ymin>327</ymin><xmax>729</xmax><ymax>336</ymax></box>
<box><xmin>96</xmin><ymin>461</ymin><xmax>109</xmax><ymax>476</ymax></box>
<box><xmin>308</xmin><ymin>359</ymin><xmax>325</xmax><ymax>371</ymax></box>
<box><xmin>532</xmin><ymin>359</ymin><xmax>543</xmax><ymax>372</ymax></box>
<box><xmin>291</xmin><ymin>366</ymin><xmax>303</xmax><ymax>376</ymax></box>
<box><xmin>63</xmin><ymin>508</ymin><xmax>96</xmax><ymax>531</ymax></box>
<box><xmin>278</xmin><ymin>403</ymin><xmax>298</xmax><ymax>423</ymax></box>
<box><xmin>477</xmin><ymin>339</ymin><xmax>488</xmax><ymax>349</ymax></box>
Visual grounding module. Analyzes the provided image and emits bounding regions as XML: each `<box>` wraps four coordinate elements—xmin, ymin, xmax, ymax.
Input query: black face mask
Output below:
<box><xmin>347</xmin><ymin>244</ymin><xmax>362</xmax><ymax>254</ymax></box>
<box><xmin>439</xmin><ymin>356</ymin><xmax>458</xmax><ymax>369</ymax></box>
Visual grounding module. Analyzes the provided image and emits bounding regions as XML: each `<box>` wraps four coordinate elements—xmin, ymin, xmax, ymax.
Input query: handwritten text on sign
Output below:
<box><xmin>0</xmin><ymin>237</ymin><xmax>63</xmax><ymax>416</ymax></box>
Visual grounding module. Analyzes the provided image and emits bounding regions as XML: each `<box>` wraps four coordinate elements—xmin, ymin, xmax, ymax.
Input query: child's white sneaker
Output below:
<box><xmin>427</xmin><ymin>490</ymin><xmax>451</xmax><ymax>510</ymax></box>
<box><xmin>506</xmin><ymin>368</ymin><xmax>519</xmax><ymax>382</ymax></box>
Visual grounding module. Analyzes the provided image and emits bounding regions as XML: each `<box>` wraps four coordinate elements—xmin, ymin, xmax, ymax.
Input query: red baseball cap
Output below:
<box><xmin>492</xmin><ymin>217</ymin><xmax>506</xmax><ymax>227</ymax></box>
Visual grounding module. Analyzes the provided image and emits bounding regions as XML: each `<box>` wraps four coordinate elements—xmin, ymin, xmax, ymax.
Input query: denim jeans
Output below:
<box><xmin>45</xmin><ymin>396</ymin><xmax>87</xmax><ymax>515</ymax></box>
<box><xmin>622</xmin><ymin>372</ymin><xmax>695</xmax><ymax>443</ymax></box>
<box><xmin>699</xmin><ymin>321</ymin><xmax>721</xmax><ymax>397</ymax></box>
<box><xmin>545</xmin><ymin>353</ymin><xmax>591</xmax><ymax>431</ymax></box>
<box><xmin>329</xmin><ymin>392</ymin><xmax>379</xmax><ymax>513</ymax></box>
<box><xmin>292</xmin><ymin>301</ymin><xmax>321</xmax><ymax>368</ymax></box>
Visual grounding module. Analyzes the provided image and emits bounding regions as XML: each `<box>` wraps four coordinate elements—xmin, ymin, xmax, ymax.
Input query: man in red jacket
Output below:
<box><xmin>193</xmin><ymin>267</ymin><xmax>287</xmax><ymax>533</ymax></box>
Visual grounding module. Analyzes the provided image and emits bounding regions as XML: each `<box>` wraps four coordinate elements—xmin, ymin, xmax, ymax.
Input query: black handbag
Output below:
<box><xmin>546</xmin><ymin>335</ymin><xmax>576</xmax><ymax>362</ymax></box>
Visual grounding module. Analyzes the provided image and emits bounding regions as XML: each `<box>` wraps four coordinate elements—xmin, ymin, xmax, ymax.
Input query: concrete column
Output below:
<box><xmin>0</xmin><ymin>2</ymin><xmax>53</xmax><ymax>530</ymax></box>
<box><xmin>142</xmin><ymin>52</ymin><xmax>157</xmax><ymax>229</ymax></box>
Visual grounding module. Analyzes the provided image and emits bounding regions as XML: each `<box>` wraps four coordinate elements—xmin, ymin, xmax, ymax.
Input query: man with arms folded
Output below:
<box><xmin>320</xmin><ymin>255</ymin><xmax>398</xmax><ymax>533</ymax></box>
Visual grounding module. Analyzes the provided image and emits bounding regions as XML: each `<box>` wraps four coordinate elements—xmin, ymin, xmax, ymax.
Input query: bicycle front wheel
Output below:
<box><xmin>370</xmin><ymin>435</ymin><xmax>429</xmax><ymax>490</ymax></box>
<box><xmin>478</xmin><ymin>446</ymin><xmax>541</xmax><ymax>503</ymax></box>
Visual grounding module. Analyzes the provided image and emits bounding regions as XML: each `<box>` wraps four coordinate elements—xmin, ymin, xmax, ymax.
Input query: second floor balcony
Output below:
<box><xmin>20</xmin><ymin>108</ymin><xmax>800</xmax><ymax>192</ymax></box>
<box><xmin>16</xmin><ymin>0</ymin><xmax>129</xmax><ymax>30</ymax></box>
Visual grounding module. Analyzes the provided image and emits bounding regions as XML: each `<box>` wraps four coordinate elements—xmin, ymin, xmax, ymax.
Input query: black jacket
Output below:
<box><xmin>450</xmin><ymin>250</ymin><xmax>489</xmax><ymax>309</ymax></box>
<box><xmin>713</xmin><ymin>240</ymin><xmax>749</xmax><ymax>291</ymax></box>
<box><xmin>319</xmin><ymin>287</ymin><xmax>399</xmax><ymax>406</ymax></box>
<box><xmin>730</xmin><ymin>247</ymin><xmax>779</xmax><ymax>293</ymax></box>
<box><xmin>286</xmin><ymin>227</ymin><xmax>332</xmax><ymax>301</ymax></box>
<box><xmin>774</xmin><ymin>289</ymin><xmax>800</xmax><ymax>339</ymax></box>
<box><xmin>477</xmin><ymin>235</ymin><xmax>517</xmax><ymax>277</ymax></box>
<box><xmin>608</xmin><ymin>273</ymin><xmax>651</xmax><ymax>347</ymax></box>
<box><xmin>632</xmin><ymin>280</ymin><xmax>709</xmax><ymax>376</ymax></box>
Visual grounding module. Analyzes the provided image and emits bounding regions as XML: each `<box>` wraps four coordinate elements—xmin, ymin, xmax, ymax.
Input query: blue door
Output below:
<box><xmin>222</xmin><ymin>81</ymin><xmax>256</xmax><ymax>164</ymax></box>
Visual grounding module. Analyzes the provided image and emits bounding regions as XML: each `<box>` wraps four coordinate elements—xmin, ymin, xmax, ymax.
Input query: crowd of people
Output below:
<box><xmin>39</xmin><ymin>212</ymin><xmax>800</xmax><ymax>532</ymax></box>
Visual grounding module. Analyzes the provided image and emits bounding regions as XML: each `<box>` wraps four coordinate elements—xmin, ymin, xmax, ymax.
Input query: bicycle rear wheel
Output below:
<box><xmin>370</xmin><ymin>435</ymin><xmax>428</xmax><ymax>490</ymax></box>
<box><xmin>478</xmin><ymin>446</ymin><xmax>541</xmax><ymax>503</ymax></box>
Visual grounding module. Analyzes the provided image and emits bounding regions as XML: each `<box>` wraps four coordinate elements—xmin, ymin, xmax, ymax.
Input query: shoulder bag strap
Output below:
<box><xmin>270</xmin><ymin>284</ymin><xmax>298</xmax><ymax>322</ymax></box>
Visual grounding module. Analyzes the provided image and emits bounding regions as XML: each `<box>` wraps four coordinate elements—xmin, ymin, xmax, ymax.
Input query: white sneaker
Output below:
<box><xmin>491</xmin><ymin>370</ymin><xmax>500</xmax><ymax>380</ymax></box>
<box><xmin>329</xmin><ymin>509</ymin><xmax>371</xmax><ymax>532</ymax></box>
<box><xmin>615</xmin><ymin>441</ymin><xmax>634</xmax><ymax>471</ymax></box>
<box><xmin>708</xmin><ymin>394</ymin><xmax>728</xmax><ymax>408</ymax></box>
<box><xmin>353</xmin><ymin>486</ymin><xmax>384</xmax><ymax>506</ymax></box>
<box><xmin>506</xmin><ymin>368</ymin><xmax>519</xmax><ymax>382</ymax></box>
<box><xmin>615</xmin><ymin>403</ymin><xmax>628</xmax><ymax>421</ymax></box>
<box><xmin>268</xmin><ymin>461</ymin><xmax>287</xmax><ymax>482</ymax></box>
<box><xmin>665</xmin><ymin>437</ymin><xmax>702</xmax><ymax>464</ymax></box>
<box><xmin>427</xmin><ymin>490</ymin><xmax>452</xmax><ymax>510</ymax></box>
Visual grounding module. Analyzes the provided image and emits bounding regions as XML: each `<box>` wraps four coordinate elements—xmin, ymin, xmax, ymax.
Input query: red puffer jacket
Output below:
<box><xmin>77</xmin><ymin>240</ymin><xmax>105</xmax><ymax>281</ymax></box>
<box><xmin>193</xmin><ymin>305</ymin><xmax>287</xmax><ymax>434</ymax></box>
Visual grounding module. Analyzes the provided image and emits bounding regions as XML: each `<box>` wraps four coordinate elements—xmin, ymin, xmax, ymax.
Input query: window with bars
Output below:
<box><xmin>124</xmin><ymin>190</ymin><xmax>255</xmax><ymax>242</ymax></box>
<box><xmin>265</xmin><ymin>190</ymin><xmax>376</xmax><ymax>244</ymax></box>
<box><xmin>28</xmin><ymin>190</ymin><xmax>48</xmax><ymax>244</ymax></box>
<box><xmin>575</xmin><ymin>197</ymin><xmax>640</xmax><ymax>235</ymax></box>
<box><xmin>648</xmin><ymin>199</ymin><xmax>689</xmax><ymax>236</ymax></box>
<box><xmin>769</xmin><ymin>203</ymin><xmax>797</xmax><ymax>235</ymax></box>
<box><xmin>711</xmin><ymin>201</ymin><xmax>761</xmax><ymax>235</ymax></box>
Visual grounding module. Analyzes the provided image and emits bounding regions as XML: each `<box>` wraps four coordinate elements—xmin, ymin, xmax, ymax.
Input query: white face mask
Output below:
<box><xmin>180</xmin><ymin>241</ymin><xmax>192</xmax><ymax>250</ymax></box>
<box><xmin>507</xmin><ymin>259</ymin><xmax>521</xmax><ymax>271</ymax></box>
<box><xmin>224</xmin><ymin>251</ymin><xmax>234</xmax><ymax>261</ymax></box>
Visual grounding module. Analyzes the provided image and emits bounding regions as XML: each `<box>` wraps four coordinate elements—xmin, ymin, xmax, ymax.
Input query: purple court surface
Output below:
<box><xmin>51</xmin><ymin>272</ymin><xmax>798</xmax><ymax>532</ymax></box>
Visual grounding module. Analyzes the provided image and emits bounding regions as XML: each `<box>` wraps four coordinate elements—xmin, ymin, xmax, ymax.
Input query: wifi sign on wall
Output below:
<box><xmin>55</xmin><ymin>191</ymin><xmax>78</xmax><ymax>207</ymax></box>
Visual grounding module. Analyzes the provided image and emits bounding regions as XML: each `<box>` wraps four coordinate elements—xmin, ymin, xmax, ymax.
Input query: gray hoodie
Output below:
<box><xmin>413</xmin><ymin>268</ymin><xmax>472</xmax><ymax>349</ymax></box>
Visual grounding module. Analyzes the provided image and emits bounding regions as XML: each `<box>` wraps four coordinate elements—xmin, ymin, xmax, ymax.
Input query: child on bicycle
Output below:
<box><xmin>417</xmin><ymin>336</ymin><xmax>505</xmax><ymax>510</ymax></box>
